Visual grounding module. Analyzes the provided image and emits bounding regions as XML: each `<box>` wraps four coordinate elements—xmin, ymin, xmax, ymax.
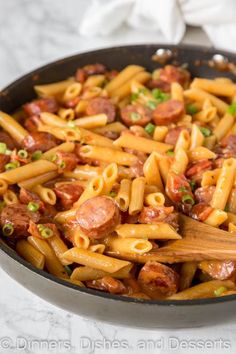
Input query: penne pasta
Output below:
<box><xmin>115</xmin><ymin>223</ymin><xmax>181</xmax><ymax>240</ymax></box>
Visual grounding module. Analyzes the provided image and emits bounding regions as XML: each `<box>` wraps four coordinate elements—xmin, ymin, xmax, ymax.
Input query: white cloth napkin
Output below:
<box><xmin>79</xmin><ymin>0</ymin><xmax>236</xmax><ymax>52</ymax></box>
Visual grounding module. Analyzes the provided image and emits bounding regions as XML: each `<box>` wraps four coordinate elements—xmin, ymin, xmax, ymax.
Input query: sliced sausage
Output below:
<box><xmin>199</xmin><ymin>260</ymin><xmax>236</xmax><ymax>280</ymax></box>
<box><xmin>86</xmin><ymin>276</ymin><xmax>126</xmax><ymax>294</ymax></box>
<box><xmin>0</xmin><ymin>131</ymin><xmax>18</xmax><ymax>149</ymax></box>
<box><xmin>159</xmin><ymin>65</ymin><xmax>190</xmax><ymax>88</ymax></box>
<box><xmin>54</xmin><ymin>183</ymin><xmax>84</xmax><ymax>209</ymax></box>
<box><xmin>164</xmin><ymin>126</ymin><xmax>184</xmax><ymax>145</ymax></box>
<box><xmin>54</xmin><ymin>151</ymin><xmax>78</xmax><ymax>172</ymax></box>
<box><xmin>24</xmin><ymin>115</ymin><xmax>41</xmax><ymax>133</ymax></box>
<box><xmin>106</xmin><ymin>70</ymin><xmax>119</xmax><ymax>81</ymax></box>
<box><xmin>120</xmin><ymin>104</ymin><xmax>152</xmax><ymax>127</ymax></box>
<box><xmin>146</xmin><ymin>79</ymin><xmax>171</xmax><ymax>92</ymax></box>
<box><xmin>0</xmin><ymin>153</ymin><xmax>10</xmax><ymax>172</ymax></box>
<box><xmin>152</xmin><ymin>99</ymin><xmax>185</xmax><ymax>125</ymax></box>
<box><xmin>138</xmin><ymin>206</ymin><xmax>174</xmax><ymax>224</ymax></box>
<box><xmin>75</xmin><ymin>63</ymin><xmax>106</xmax><ymax>83</ymax></box>
<box><xmin>130</xmin><ymin>159</ymin><xmax>144</xmax><ymax>177</ymax></box>
<box><xmin>166</xmin><ymin>172</ymin><xmax>193</xmax><ymax>204</ymax></box>
<box><xmin>215</xmin><ymin>134</ymin><xmax>236</xmax><ymax>159</ymax></box>
<box><xmin>0</xmin><ymin>204</ymin><xmax>40</xmax><ymax>238</ymax></box>
<box><xmin>138</xmin><ymin>261</ymin><xmax>179</xmax><ymax>299</ymax></box>
<box><xmin>190</xmin><ymin>203</ymin><xmax>213</xmax><ymax>222</ymax></box>
<box><xmin>186</xmin><ymin>159</ymin><xmax>213</xmax><ymax>184</ymax></box>
<box><xmin>23</xmin><ymin>97</ymin><xmax>58</xmax><ymax>117</ymax></box>
<box><xmin>194</xmin><ymin>186</ymin><xmax>216</xmax><ymax>204</ymax></box>
<box><xmin>19</xmin><ymin>188</ymin><xmax>45</xmax><ymax>211</ymax></box>
<box><xmin>22</xmin><ymin>132</ymin><xmax>57</xmax><ymax>152</ymax></box>
<box><xmin>76</xmin><ymin>196</ymin><xmax>120</xmax><ymax>239</ymax></box>
<box><xmin>85</xmin><ymin>97</ymin><xmax>116</xmax><ymax>123</ymax></box>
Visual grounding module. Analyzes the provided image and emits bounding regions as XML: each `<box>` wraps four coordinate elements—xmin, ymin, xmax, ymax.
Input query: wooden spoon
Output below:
<box><xmin>106</xmin><ymin>214</ymin><xmax>236</xmax><ymax>263</ymax></box>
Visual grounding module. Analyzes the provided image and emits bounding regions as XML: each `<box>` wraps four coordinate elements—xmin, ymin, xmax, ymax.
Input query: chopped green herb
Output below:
<box><xmin>146</xmin><ymin>100</ymin><xmax>157</xmax><ymax>110</ymax></box>
<box><xmin>59</xmin><ymin>160</ymin><xmax>66</xmax><ymax>169</ymax></box>
<box><xmin>109</xmin><ymin>191</ymin><xmax>117</xmax><ymax>198</ymax></box>
<box><xmin>166</xmin><ymin>149</ymin><xmax>175</xmax><ymax>157</ymax></box>
<box><xmin>32</xmin><ymin>150</ymin><xmax>42</xmax><ymax>161</ymax></box>
<box><xmin>0</xmin><ymin>142</ymin><xmax>7</xmax><ymax>154</ymax></box>
<box><xmin>214</xmin><ymin>286</ymin><xmax>227</xmax><ymax>297</ymax></box>
<box><xmin>51</xmin><ymin>154</ymin><xmax>57</xmax><ymax>162</ymax></box>
<box><xmin>17</xmin><ymin>149</ymin><xmax>28</xmax><ymax>159</ymax></box>
<box><xmin>130</xmin><ymin>112</ymin><xmax>141</xmax><ymax>122</ymax></box>
<box><xmin>5</xmin><ymin>161</ymin><xmax>20</xmax><ymax>170</ymax></box>
<box><xmin>64</xmin><ymin>265</ymin><xmax>72</xmax><ymax>276</ymax></box>
<box><xmin>178</xmin><ymin>186</ymin><xmax>187</xmax><ymax>192</ymax></box>
<box><xmin>182</xmin><ymin>194</ymin><xmax>195</xmax><ymax>205</ymax></box>
<box><xmin>138</xmin><ymin>87</ymin><xmax>148</xmax><ymax>95</ymax></box>
<box><xmin>145</xmin><ymin>123</ymin><xmax>155</xmax><ymax>135</ymax></box>
<box><xmin>130</xmin><ymin>92</ymin><xmax>139</xmax><ymax>102</ymax></box>
<box><xmin>224</xmin><ymin>204</ymin><xmax>230</xmax><ymax>212</ymax></box>
<box><xmin>27</xmin><ymin>202</ymin><xmax>39</xmax><ymax>212</ymax></box>
<box><xmin>186</xmin><ymin>104</ymin><xmax>198</xmax><ymax>115</ymax></box>
<box><xmin>200</xmin><ymin>127</ymin><xmax>211</xmax><ymax>137</ymax></box>
<box><xmin>189</xmin><ymin>180</ymin><xmax>196</xmax><ymax>190</ymax></box>
<box><xmin>37</xmin><ymin>224</ymin><xmax>53</xmax><ymax>239</ymax></box>
<box><xmin>227</xmin><ymin>102</ymin><xmax>236</xmax><ymax>115</ymax></box>
<box><xmin>2</xmin><ymin>223</ymin><xmax>14</xmax><ymax>236</ymax></box>
<box><xmin>5</xmin><ymin>149</ymin><xmax>12</xmax><ymax>156</ymax></box>
<box><xmin>152</xmin><ymin>88</ymin><xmax>170</xmax><ymax>102</ymax></box>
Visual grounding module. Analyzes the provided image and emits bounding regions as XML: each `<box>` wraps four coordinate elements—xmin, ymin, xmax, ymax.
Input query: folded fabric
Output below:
<box><xmin>79</xmin><ymin>0</ymin><xmax>236</xmax><ymax>52</ymax></box>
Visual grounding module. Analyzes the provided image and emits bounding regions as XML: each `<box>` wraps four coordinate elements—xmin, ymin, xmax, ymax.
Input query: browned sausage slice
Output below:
<box><xmin>0</xmin><ymin>154</ymin><xmax>10</xmax><ymax>172</ymax></box>
<box><xmin>0</xmin><ymin>131</ymin><xmax>18</xmax><ymax>149</ymax></box>
<box><xmin>186</xmin><ymin>159</ymin><xmax>213</xmax><ymax>184</ymax></box>
<box><xmin>194</xmin><ymin>186</ymin><xmax>216</xmax><ymax>204</ymax></box>
<box><xmin>19</xmin><ymin>188</ymin><xmax>45</xmax><ymax>211</ymax></box>
<box><xmin>86</xmin><ymin>276</ymin><xmax>126</xmax><ymax>294</ymax></box>
<box><xmin>23</xmin><ymin>97</ymin><xmax>58</xmax><ymax>117</ymax></box>
<box><xmin>54</xmin><ymin>151</ymin><xmax>78</xmax><ymax>172</ymax></box>
<box><xmin>152</xmin><ymin>99</ymin><xmax>185</xmax><ymax>125</ymax></box>
<box><xmin>164</xmin><ymin>126</ymin><xmax>184</xmax><ymax>145</ymax></box>
<box><xmin>139</xmin><ymin>206</ymin><xmax>174</xmax><ymax>224</ymax></box>
<box><xmin>54</xmin><ymin>183</ymin><xmax>84</xmax><ymax>209</ymax></box>
<box><xmin>159</xmin><ymin>65</ymin><xmax>190</xmax><ymax>88</ymax></box>
<box><xmin>22</xmin><ymin>132</ymin><xmax>57</xmax><ymax>152</ymax></box>
<box><xmin>120</xmin><ymin>104</ymin><xmax>152</xmax><ymax>127</ymax></box>
<box><xmin>199</xmin><ymin>260</ymin><xmax>236</xmax><ymax>280</ymax></box>
<box><xmin>0</xmin><ymin>204</ymin><xmax>40</xmax><ymax>238</ymax></box>
<box><xmin>75</xmin><ymin>63</ymin><xmax>106</xmax><ymax>83</ymax></box>
<box><xmin>76</xmin><ymin>196</ymin><xmax>120</xmax><ymax>239</ymax></box>
<box><xmin>190</xmin><ymin>203</ymin><xmax>213</xmax><ymax>222</ymax></box>
<box><xmin>86</xmin><ymin>97</ymin><xmax>116</xmax><ymax>123</ymax></box>
<box><xmin>138</xmin><ymin>261</ymin><xmax>179</xmax><ymax>299</ymax></box>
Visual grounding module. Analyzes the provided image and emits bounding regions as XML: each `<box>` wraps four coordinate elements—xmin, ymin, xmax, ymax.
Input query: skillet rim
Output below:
<box><xmin>1</xmin><ymin>43</ymin><xmax>236</xmax><ymax>307</ymax></box>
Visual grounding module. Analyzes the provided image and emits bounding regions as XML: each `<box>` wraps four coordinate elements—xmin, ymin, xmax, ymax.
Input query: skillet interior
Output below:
<box><xmin>1</xmin><ymin>44</ymin><xmax>236</xmax><ymax>313</ymax></box>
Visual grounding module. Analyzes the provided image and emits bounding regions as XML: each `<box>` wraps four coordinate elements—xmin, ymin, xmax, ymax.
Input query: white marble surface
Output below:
<box><xmin>0</xmin><ymin>1</ymin><xmax>235</xmax><ymax>353</ymax></box>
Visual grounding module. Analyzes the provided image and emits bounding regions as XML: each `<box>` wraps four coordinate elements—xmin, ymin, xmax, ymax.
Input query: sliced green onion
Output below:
<box><xmin>214</xmin><ymin>286</ymin><xmax>227</xmax><ymax>297</ymax></box>
<box><xmin>59</xmin><ymin>160</ymin><xmax>66</xmax><ymax>169</ymax></box>
<box><xmin>67</xmin><ymin>121</ymin><xmax>76</xmax><ymax>128</ymax></box>
<box><xmin>138</xmin><ymin>87</ymin><xmax>148</xmax><ymax>95</ymax></box>
<box><xmin>109</xmin><ymin>191</ymin><xmax>117</xmax><ymax>198</ymax></box>
<box><xmin>186</xmin><ymin>104</ymin><xmax>198</xmax><ymax>115</ymax></box>
<box><xmin>130</xmin><ymin>92</ymin><xmax>139</xmax><ymax>102</ymax></box>
<box><xmin>5</xmin><ymin>161</ymin><xmax>20</xmax><ymax>170</ymax></box>
<box><xmin>27</xmin><ymin>202</ymin><xmax>39</xmax><ymax>212</ymax></box>
<box><xmin>5</xmin><ymin>149</ymin><xmax>12</xmax><ymax>156</ymax></box>
<box><xmin>37</xmin><ymin>224</ymin><xmax>45</xmax><ymax>232</ymax></box>
<box><xmin>0</xmin><ymin>142</ymin><xmax>7</xmax><ymax>154</ymax></box>
<box><xmin>166</xmin><ymin>149</ymin><xmax>175</xmax><ymax>157</ymax></box>
<box><xmin>152</xmin><ymin>88</ymin><xmax>169</xmax><ymax>102</ymax></box>
<box><xmin>32</xmin><ymin>150</ymin><xmax>42</xmax><ymax>161</ymax></box>
<box><xmin>227</xmin><ymin>102</ymin><xmax>236</xmax><ymax>115</ymax></box>
<box><xmin>40</xmin><ymin>227</ymin><xmax>53</xmax><ymax>239</ymax></box>
<box><xmin>2</xmin><ymin>223</ymin><xmax>14</xmax><ymax>236</ymax></box>
<box><xmin>51</xmin><ymin>154</ymin><xmax>57</xmax><ymax>162</ymax></box>
<box><xmin>64</xmin><ymin>265</ymin><xmax>72</xmax><ymax>276</ymax></box>
<box><xmin>145</xmin><ymin>123</ymin><xmax>155</xmax><ymax>135</ymax></box>
<box><xmin>199</xmin><ymin>127</ymin><xmax>211</xmax><ymax>137</ymax></box>
<box><xmin>182</xmin><ymin>194</ymin><xmax>195</xmax><ymax>205</ymax></box>
<box><xmin>17</xmin><ymin>149</ymin><xmax>28</xmax><ymax>159</ymax></box>
<box><xmin>130</xmin><ymin>112</ymin><xmax>141</xmax><ymax>122</ymax></box>
<box><xmin>178</xmin><ymin>186</ymin><xmax>187</xmax><ymax>192</ymax></box>
<box><xmin>146</xmin><ymin>100</ymin><xmax>157</xmax><ymax>110</ymax></box>
<box><xmin>189</xmin><ymin>180</ymin><xmax>196</xmax><ymax>190</ymax></box>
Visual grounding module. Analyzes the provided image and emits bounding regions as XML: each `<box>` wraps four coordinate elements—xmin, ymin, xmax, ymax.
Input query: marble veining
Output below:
<box><xmin>0</xmin><ymin>1</ymin><xmax>234</xmax><ymax>353</ymax></box>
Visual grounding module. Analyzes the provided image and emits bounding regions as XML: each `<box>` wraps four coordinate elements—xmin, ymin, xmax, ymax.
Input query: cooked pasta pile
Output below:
<box><xmin>1</xmin><ymin>63</ymin><xmax>236</xmax><ymax>300</ymax></box>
